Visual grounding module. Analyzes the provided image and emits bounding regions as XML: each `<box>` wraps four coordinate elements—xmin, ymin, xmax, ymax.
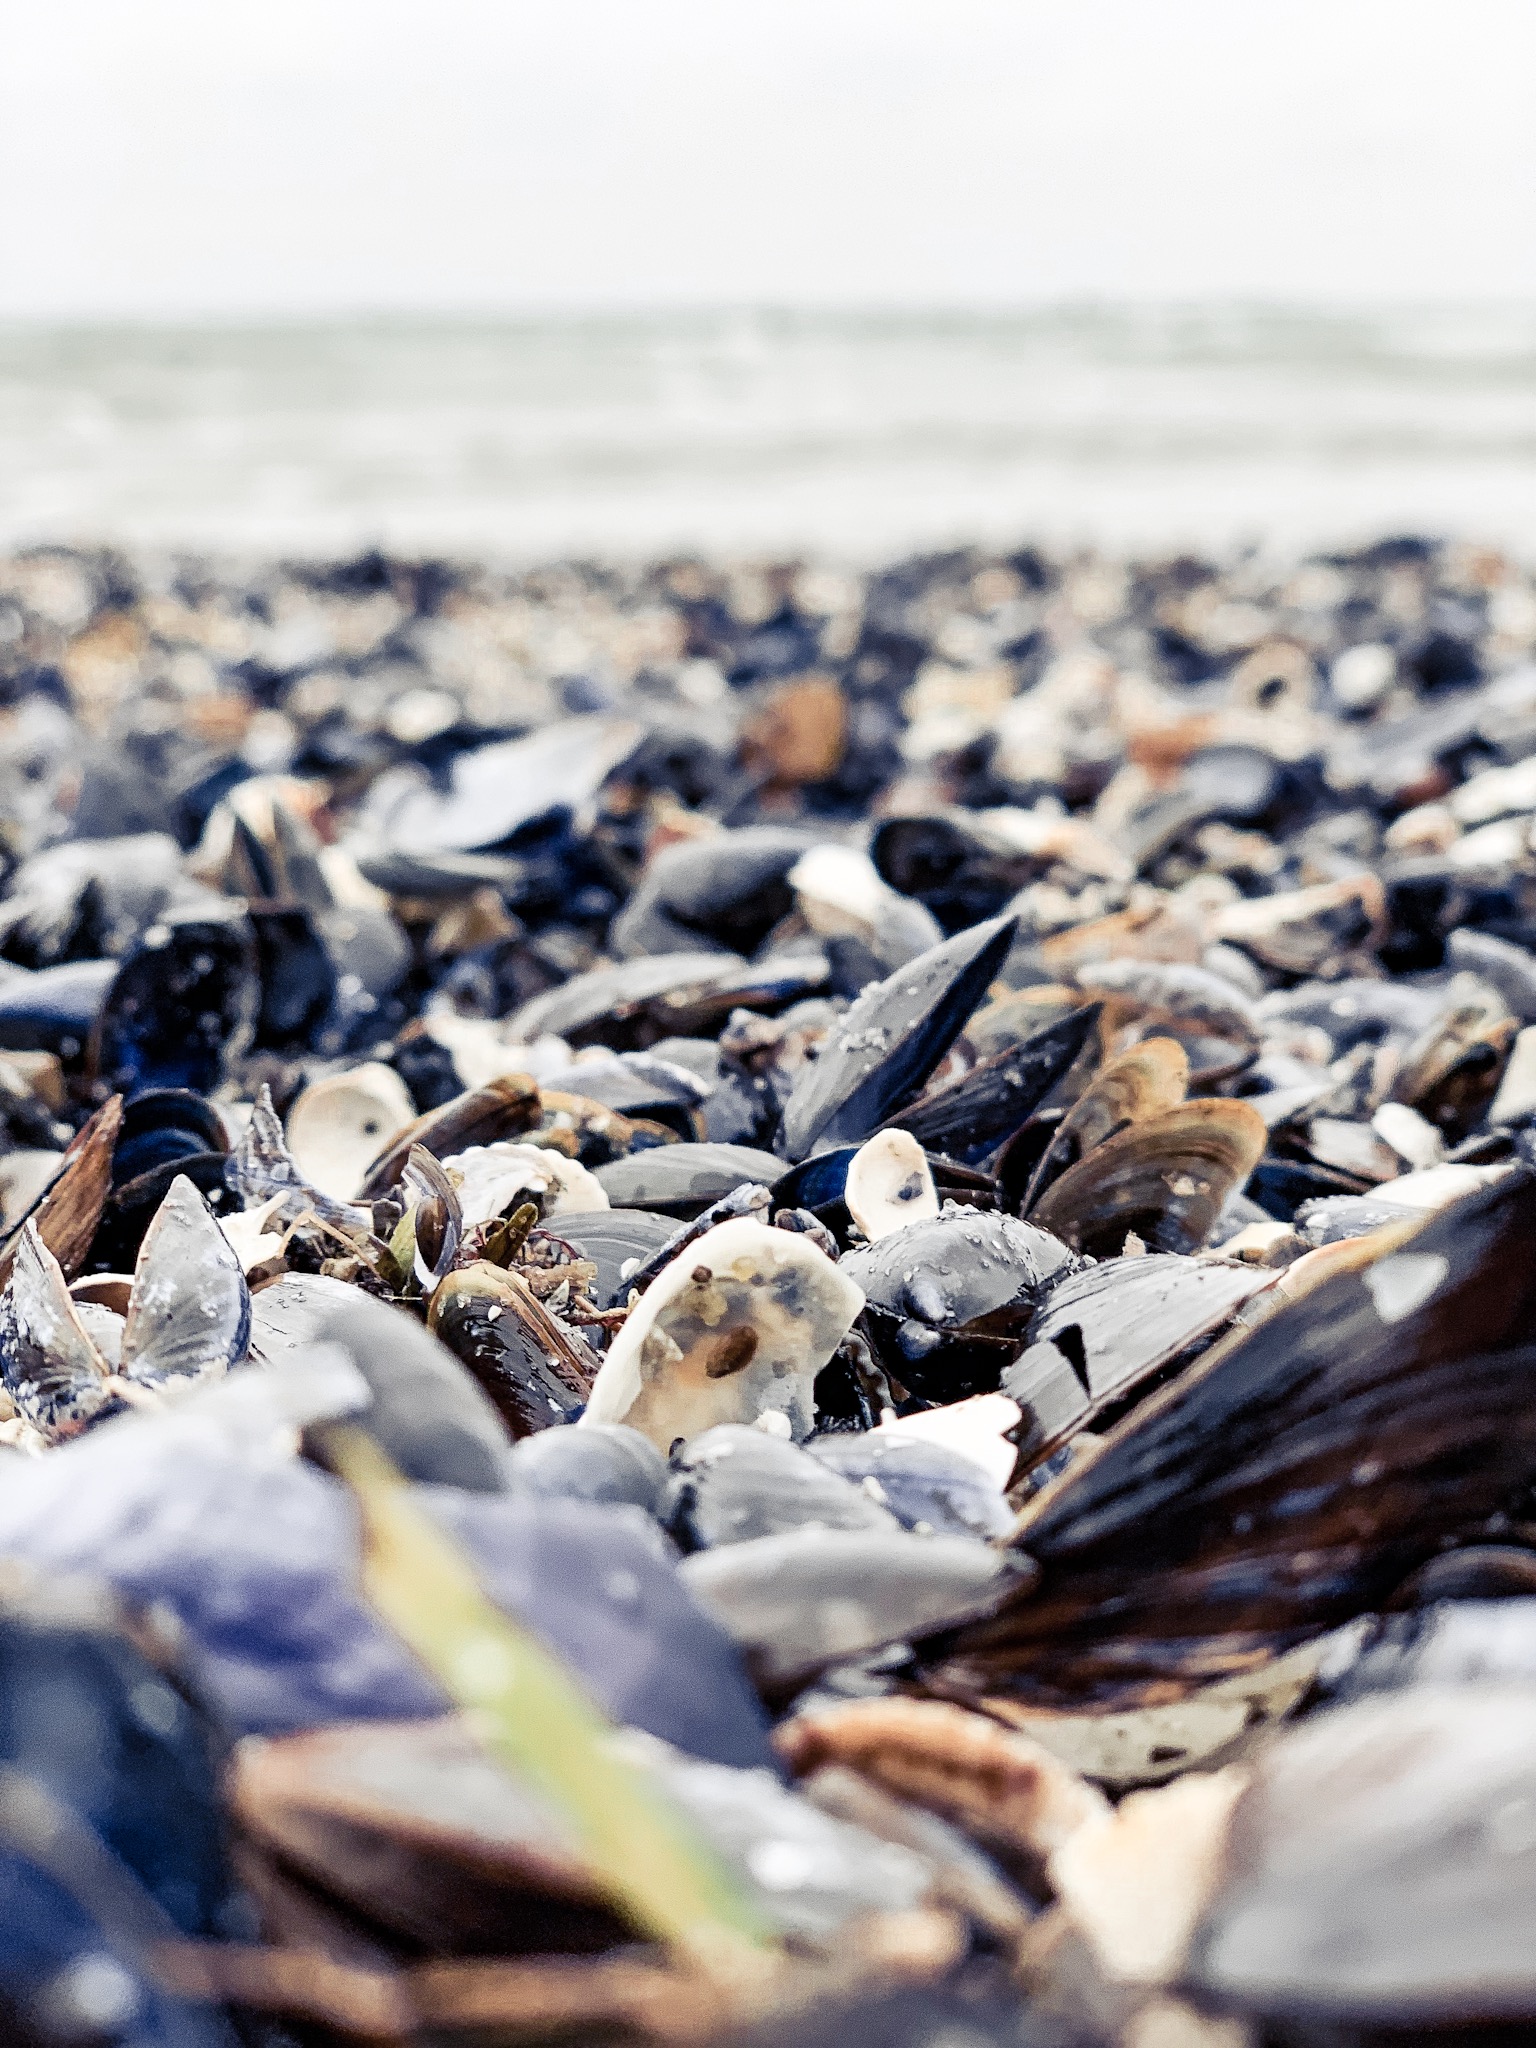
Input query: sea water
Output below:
<box><xmin>1</xmin><ymin>303</ymin><xmax>1533</xmax><ymax>561</ymax></box>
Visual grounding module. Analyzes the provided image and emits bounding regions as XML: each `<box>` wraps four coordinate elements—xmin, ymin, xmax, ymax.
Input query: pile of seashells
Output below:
<box><xmin>0</xmin><ymin>535</ymin><xmax>1532</xmax><ymax>2044</ymax></box>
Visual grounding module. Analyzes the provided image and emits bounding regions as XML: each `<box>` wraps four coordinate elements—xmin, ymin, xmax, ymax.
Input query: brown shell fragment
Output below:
<box><xmin>1028</xmin><ymin>1100</ymin><xmax>1267</xmax><ymax>1258</ymax></box>
<box><xmin>741</xmin><ymin>674</ymin><xmax>848</xmax><ymax>785</ymax></box>
<box><xmin>1024</xmin><ymin>1036</ymin><xmax>1189</xmax><ymax>1212</ymax></box>
<box><xmin>358</xmin><ymin>1076</ymin><xmax>542</xmax><ymax>1199</ymax></box>
<box><xmin>775</xmin><ymin>1697</ymin><xmax>1108</xmax><ymax>1870</ymax></box>
<box><xmin>1211</xmin><ymin>875</ymin><xmax>1385</xmax><ymax>976</ymax></box>
<box><xmin>229</xmin><ymin>1717</ymin><xmax>625</xmax><ymax>1956</ymax></box>
<box><xmin>0</xmin><ymin>1093</ymin><xmax>121</xmax><ymax>1289</ymax></box>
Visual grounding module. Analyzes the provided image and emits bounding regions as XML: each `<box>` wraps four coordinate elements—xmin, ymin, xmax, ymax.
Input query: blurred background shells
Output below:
<box><xmin>0</xmin><ymin>521</ymin><xmax>1534</xmax><ymax>2042</ymax></box>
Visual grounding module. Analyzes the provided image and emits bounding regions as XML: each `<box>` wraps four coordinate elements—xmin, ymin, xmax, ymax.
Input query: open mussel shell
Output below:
<box><xmin>92</xmin><ymin>910</ymin><xmax>258</xmax><ymax>1096</ymax></box>
<box><xmin>358</xmin><ymin>711</ymin><xmax>635</xmax><ymax>852</ymax></box>
<box><xmin>428</xmin><ymin>1261</ymin><xmax>596</xmax><ymax>1438</ymax></box>
<box><xmin>1185</xmin><ymin>1684</ymin><xmax>1536</xmax><ymax>2025</ymax></box>
<box><xmin>581</xmin><ymin>1216</ymin><xmax>865</xmax><ymax>1450</ymax></box>
<box><xmin>935</xmin><ymin>1170</ymin><xmax>1536</xmax><ymax>1706</ymax></box>
<box><xmin>119</xmin><ymin>1173</ymin><xmax>251</xmax><ymax>1390</ymax></box>
<box><xmin>805</xmin><ymin>1432</ymin><xmax>1015</xmax><ymax>1541</ymax></box>
<box><xmin>356</xmin><ymin>1074</ymin><xmax>542</xmax><ymax>1200</ymax></box>
<box><xmin>508</xmin><ymin>949</ymin><xmax>828</xmax><ymax>1052</ymax></box>
<box><xmin>0</xmin><ymin>958</ymin><xmax>117</xmax><ymax>1062</ymax></box>
<box><xmin>1003</xmin><ymin>1253</ymin><xmax>1276</xmax><ymax>1472</ymax></box>
<box><xmin>1022</xmin><ymin>1034</ymin><xmax>1188</xmax><ymax>1212</ymax></box>
<box><xmin>0</xmin><ymin>1223</ymin><xmax>115</xmax><ymax>1438</ymax></box>
<box><xmin>680</xmin><ymin>1528</ymin><xmax>1034</xmax><ymax>1691</ymax></box>
<box><xmin>661</xmin><ymin>1423</ymin><xmax>900</xmax><ymax>1553</ymax></box>
<box><xmin>778</xmin><ymin>914</ymin><xmax>1019</xmax><ymax>1162</ymax></box>
<box><xmin>1027</xmin><ymin>1099</ymin><xmax>1268</xmax><ymax>1258</ymax></box>
<box><xmin>887</xmin><ymin>1002</ymin><xmax>1101</xmax><ymax>1167</ymax></box>
<box><xmin>593</xmin><ymin>1142</ymin><xmax>782</xmax><ymax>1217</ymax></box>
<box><xmin>839</xmin><ymin>1210</ymin><xmax>1075</xmax><ymax>1402</ymax></box>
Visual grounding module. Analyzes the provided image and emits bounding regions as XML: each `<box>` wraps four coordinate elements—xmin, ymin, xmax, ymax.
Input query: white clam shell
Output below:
<box><xmin>877</xmin><ymin>1391</ymin><xmax>1024</xmax><ymax>1492</ymax></box>
<box><xmin>581</xmin><ymin>1216</ymin><xmax>864</xmax><ymax>1450</ymax></box>
<box><xmin>285</xmin><ymin>1062</ymin><xmax>416</xmax><ymax>1200</ymax></box>
<box><xmin>844</xmin><ymin>1129</ymin><xmax>939</xmax><ymax>1242</ymax></box>
<box><xmin>440</xmin><ymin>1141</ymin><xmax>608</xmax><ymax>1226</ymax></box>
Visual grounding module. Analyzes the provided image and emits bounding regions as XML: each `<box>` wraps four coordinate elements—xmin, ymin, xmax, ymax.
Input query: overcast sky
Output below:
<box><xmin>2</xmin><ymin>0</ymin><xmax>1533</xmax><ymax>319</ymax></box>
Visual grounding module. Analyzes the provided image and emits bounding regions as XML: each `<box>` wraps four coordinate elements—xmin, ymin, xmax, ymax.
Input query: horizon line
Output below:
<box><xmin>4</xmin><ymin>294</ymin><xmax>1536</xmax><ymax>335</ymax></box>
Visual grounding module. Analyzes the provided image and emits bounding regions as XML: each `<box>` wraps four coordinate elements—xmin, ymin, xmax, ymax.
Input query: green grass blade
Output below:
<box><xmin>320</xmin><ymin>1423</ymin><xmax>778</xmax><ymax>1977</ymax></box>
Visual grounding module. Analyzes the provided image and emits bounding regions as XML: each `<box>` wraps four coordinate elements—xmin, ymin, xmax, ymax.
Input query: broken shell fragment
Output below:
<box><xmin>0</xmin><ymin>1223</ymin><xmax>116</xmax><ymax>1438</ymax></box>
<box><xmin>581</xmin><ymin>1216</ymin><xmax>865</xmax><ymax>1449</ymax></box>
<box><xmin>844</xmin><ymin>1130</ymin><xmax>939</xmax><ymax>1243</ymax></box>
<box><xmin>119</xmin><ymin>1172</ymin><xmax>251</xmax><ymax>1390</ymax></box>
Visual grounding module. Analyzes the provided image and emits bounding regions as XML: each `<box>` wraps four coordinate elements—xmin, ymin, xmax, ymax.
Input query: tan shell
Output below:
<box><xmin>776</xmin><ymin>1697</ymin><xmax>1108</xmax><ymax>1868</ymax></box>
<box><xmin>1026</xmin><ymin>1035</ymin><xmax>1189</xmax><ymax>1213</ymax></box>
<box><xmin>1029</xmin><ymin>1099</ymin><xmax>1267</xmax><ymax>1258</ymax></box>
